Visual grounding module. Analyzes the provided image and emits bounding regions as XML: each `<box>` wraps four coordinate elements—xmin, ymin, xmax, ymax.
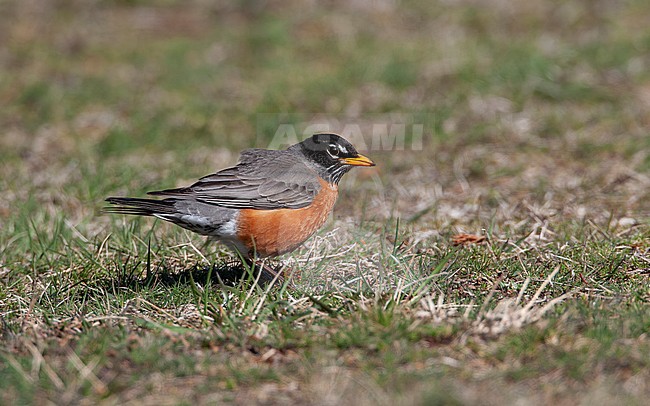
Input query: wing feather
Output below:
<box><xmin>148</xmin><ymin>149</ymin><xmax>320</xmax><ymax>210</ymax></box>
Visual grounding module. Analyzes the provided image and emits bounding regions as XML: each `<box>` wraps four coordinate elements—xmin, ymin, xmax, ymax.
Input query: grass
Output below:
<box><xmin>1</xmin><ymin>0</ymin><xmax>649</xmax><ymax>404</ymax></box>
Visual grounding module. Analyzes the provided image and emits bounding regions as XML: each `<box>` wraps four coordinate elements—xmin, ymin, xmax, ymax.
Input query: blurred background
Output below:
<box><xmin>1</xmin><ymin>0</ymin><xmax>649</xmax><ymax>237</ymax></box>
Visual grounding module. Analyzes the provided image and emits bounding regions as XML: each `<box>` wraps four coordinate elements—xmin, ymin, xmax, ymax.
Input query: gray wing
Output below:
<box><xmin>148</xmin><ymin>149</ymin><xmax>321</xmax><ymax>209</ymax></box>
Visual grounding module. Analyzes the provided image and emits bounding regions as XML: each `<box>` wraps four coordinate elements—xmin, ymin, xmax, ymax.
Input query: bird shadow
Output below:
<box><xmin>95</xmin><ymin>258</ymin><xmax>286</xmax><ymax>298</ymax></box>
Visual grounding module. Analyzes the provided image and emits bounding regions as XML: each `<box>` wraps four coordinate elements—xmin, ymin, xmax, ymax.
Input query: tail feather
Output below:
<box><xmin>104</xmin><ymin>197</ymin><xmax>178</xmax><ymax>216</ymax></box>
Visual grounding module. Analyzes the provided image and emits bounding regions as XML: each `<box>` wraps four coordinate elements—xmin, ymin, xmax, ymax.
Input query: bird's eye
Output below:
<box><xmin>327</xmin><ymin>143</ymin><xmax>340</xmax><ymax>158</ymax></box>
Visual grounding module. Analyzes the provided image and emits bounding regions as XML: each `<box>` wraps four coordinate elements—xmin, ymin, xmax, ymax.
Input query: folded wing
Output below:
<box><xmin>148</xmin><ymin>149</ymin><xmax>320</xmax><ymax>210</ymax></box>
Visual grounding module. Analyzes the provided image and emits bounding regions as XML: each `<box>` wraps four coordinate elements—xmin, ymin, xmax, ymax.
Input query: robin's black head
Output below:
<box><xmin>291</xmin><ymin>133</ymin><xmax>375</xmax><ymax>184</ymax></box>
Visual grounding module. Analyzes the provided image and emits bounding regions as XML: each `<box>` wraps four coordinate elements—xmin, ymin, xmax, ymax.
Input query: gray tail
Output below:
<box><xmin>104</xmin><ymin>197</ymin><xmax>177</xmax><ymax>216</ymax></box>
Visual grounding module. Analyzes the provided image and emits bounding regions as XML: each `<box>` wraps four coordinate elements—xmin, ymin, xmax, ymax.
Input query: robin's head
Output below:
<box><xmin>291</xmin><ymin>133</ymin><xmax>375</xmax><ymax>184</ymax></box>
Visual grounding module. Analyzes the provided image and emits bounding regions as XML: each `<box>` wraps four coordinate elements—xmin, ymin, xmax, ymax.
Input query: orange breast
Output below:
<box><xmin>236</xmin><ymin>179</ymin><xmax>338</xmax><ymax>258</ymax></box>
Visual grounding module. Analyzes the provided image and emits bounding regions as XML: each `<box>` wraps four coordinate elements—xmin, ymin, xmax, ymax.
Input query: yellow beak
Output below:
<box><xmin>340</xmin><ymin>154</ymin><xmax>375</xmax><ymax>167</ymax></box>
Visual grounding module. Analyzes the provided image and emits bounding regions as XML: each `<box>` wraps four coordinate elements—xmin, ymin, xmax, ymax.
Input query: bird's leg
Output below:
<box><xmin>243</xmin><ymin>258</ymin><xmax>285</xmax><ymax>286</ymax></box>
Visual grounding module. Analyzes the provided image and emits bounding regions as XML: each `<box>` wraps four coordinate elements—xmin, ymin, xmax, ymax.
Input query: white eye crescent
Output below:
<box><xmin>327</xmin><ymin>143</ymin><xmax>340</xmax><ymax>158</ymax></box>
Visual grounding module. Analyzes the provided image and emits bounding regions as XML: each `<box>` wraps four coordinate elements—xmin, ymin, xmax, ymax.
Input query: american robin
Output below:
<box><xmin>105</xmin><ymin>133</ymin><xmax>375</xmax><ymax>261</ymax></box>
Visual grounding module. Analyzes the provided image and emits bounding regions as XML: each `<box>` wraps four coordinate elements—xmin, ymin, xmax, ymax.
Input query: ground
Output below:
<box><xmin>1</xmin><ymin>1</ymin><xmax>649</xmax><ymax>404</ymax></box>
